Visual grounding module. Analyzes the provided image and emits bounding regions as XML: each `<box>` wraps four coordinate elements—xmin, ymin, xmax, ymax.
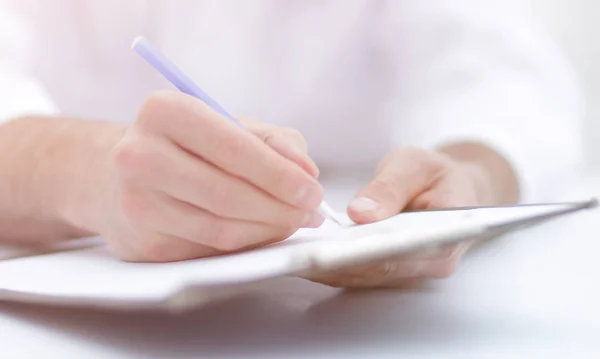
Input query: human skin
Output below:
<box><xmin>0</xmin><ymin>90</ymin><xmax>518</xmax><ymax>287</ymax></box>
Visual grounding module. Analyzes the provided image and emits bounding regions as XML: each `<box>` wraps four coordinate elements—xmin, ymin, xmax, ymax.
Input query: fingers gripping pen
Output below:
<box><xmin>131</xmin><ymin>36</ymin><xmax>342</xmax><ymax>226</ymax></box>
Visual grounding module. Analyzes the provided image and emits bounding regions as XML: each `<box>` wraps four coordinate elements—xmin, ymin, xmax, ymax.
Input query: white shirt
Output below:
<box><xmin>0</xmin><ymin>0</ymin><xmax>584</xmax><ymax>202</ymax></box>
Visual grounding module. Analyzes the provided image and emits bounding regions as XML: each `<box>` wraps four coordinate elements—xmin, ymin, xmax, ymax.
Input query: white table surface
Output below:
<box><xmin>1</xmin><ymin>173</ymin><xmax>599</xmax><ymax>359</ymax></box>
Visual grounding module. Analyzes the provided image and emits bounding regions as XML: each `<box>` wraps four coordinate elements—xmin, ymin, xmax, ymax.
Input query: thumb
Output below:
<box><xmin>347</xmin><ymin>149</ymin><xmax>444</xmax><ymax>224</ymax></box>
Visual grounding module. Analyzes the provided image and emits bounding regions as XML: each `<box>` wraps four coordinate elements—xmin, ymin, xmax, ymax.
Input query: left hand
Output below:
<box><xmin>308</xmin><ymin>147</ymin><xmax>502</xmax><ymax>288</ymax></box>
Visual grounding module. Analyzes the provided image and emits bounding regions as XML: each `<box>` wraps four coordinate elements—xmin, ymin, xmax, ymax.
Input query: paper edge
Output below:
<box><xmin>0</xmin><ymin>199</ymin><xmax>596</xmax><ymax>311</ymax></box>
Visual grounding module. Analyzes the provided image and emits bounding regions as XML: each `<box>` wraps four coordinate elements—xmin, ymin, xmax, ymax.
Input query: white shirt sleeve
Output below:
<box><xmin>0</xmin><ymin>2</ymin><xmax>57</xmax><ymax>124</ymax></box>
<box><xmin>378</xmin><ymin>1</ymin><xmax>584</xmax><ymax>202</ymax></box>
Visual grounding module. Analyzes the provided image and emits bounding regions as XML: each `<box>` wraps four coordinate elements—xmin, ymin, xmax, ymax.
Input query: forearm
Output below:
<box><xmin>437</xmin><ymin>141</ymin><xmax>520</xmax><ymax>206</ymax></box>
<box><xmin>0</xmin><ymin>116</ymin><xmax>125</xmax><ymax>243</ymax></box>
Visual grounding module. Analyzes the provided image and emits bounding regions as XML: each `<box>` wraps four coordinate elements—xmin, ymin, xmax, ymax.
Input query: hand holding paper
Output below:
<box><xmin>311</xmin><ymin>144</ymin><xmax>519</xmax><ymax>288</ymax></box>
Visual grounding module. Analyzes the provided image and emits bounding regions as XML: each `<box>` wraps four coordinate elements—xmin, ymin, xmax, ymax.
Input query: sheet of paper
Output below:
<box><xmin>0</xmin><ymin>201</ymin><xmax>594</xmax><ymax>310</ymax></box>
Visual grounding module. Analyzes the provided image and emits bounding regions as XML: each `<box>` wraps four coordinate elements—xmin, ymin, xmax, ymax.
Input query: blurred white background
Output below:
<box><xmin>533</xmin><ymin>0</ymin><xmax>600</xmax><ymax>173</ymax></box>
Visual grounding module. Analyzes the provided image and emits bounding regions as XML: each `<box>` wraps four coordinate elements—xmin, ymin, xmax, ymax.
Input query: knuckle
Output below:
<box><xmin>280</xmin><ymin>127</ymin><xmax>303</xmax><ymax>139</ymax></box>
<box><xmin>286</xmin><ymin>209</ymin><xmax>311</xmax><ymax>229</ymax></box>
<box><xmin>119</xmin><ymin>192</ymin><xmax>153</xmax><ymax>224</ymax></box>
<box><xmin>245</xmin><ymin>119</ymin><xmax>273</xmax><ymax>139</ymax></box>
<box><xmin>204</xmin><ymin>181</ymin><xmax>235</xmax><ymax>216</ymax></box>
<box><xmin>138</xmin><ymin>237</ymin><xmax>175</xmax><ymax>263</ymax></box>
<box><xmin>431</xmin><ymin>245</ymin><xmax>460</xmax><ymax>261</ymax></box>
<box><xmin>369</xmin><ymin>177</ymin><xmax>403</xmax><ymax>204</ymax></box>
<box><xmin>112</xmin><ymin>138</ymin><xmax>158</xmax><ymax>179</ymax></box>
<box><xmin>274</xmin><ymin>167</ymin><xmax>303</xmax><ymax>191</ymax></box>
<box><xmin>406</xmin><ymin>147</ymin><xmax>448</xmax><ymax>176</ymax></box>
<box><xmin>112</xmin><ymin>141</ymin><xmax>138</xmax><ymax>173</ymax></box>
<box><xmin>186</xmin><ymin>222</ymin><xmax>208</xmax><ymax>244</ymax></box>
<box><xmin>267</xmin><ymin>205</ymin><xmax>306</xmax><ymax>229</ymax></box>
<box><xmin>114</xmin><ymin>248</ymin><xmax>144</xmax><ymax>262</ymax></box>
<box><xmin>422</xmin><ymin>196</ymin><xmax>451</xmax><ymax>210</ymax></box>
<box><xmin>364</xmin><ymin>263</ymin><xmax>395</xmax><ymax>281</ymax></box>
<box><xmin>105</xmin><ymin>232</ymin><xmax>140</xmax><ymax>262</ymax></box>
<box><xmin>275</xmin><ymin>168</ymin><xmax>321</xmax><ymax>206</ymax></box>
<box><xmin>421</xmin><ymin>160</ymin><xmax>448</xmax><ymax>180</ymax></box>
<box><xmin>338</xmin><ymin>263</ymin><xmax>395</xmax><ymax>287</ymax></box>
<box><xmin>107</xmin><ymin>230</ymin><xmax>174</xmax><ymax>263</ymax></box>
<box><xmin>138</xmin><ymin>91</ymin><xmax>179</xmax><ymax>128</ymax></box>
<box><xmin>208</xmin><ymin>220</ymin><xmax>242</xmax><ymax>252</ymax></box>
<box><xmin>280</xmin><ymin>127</ymin><xmax>307</xmax><ymax>150</ymax></box>
<box><xmin>276</xmin><ymin>227</ymin><xmax>298</xmax><ymax>242</ymax></box>
<box><xmin>260</xmin><ymin>129</ymin><xmax>277</xmax><ymax>145</ymax></box>
<box><xmin>215</xmin><ymin>135</ymin><xmax>247</xmax><ymax>164</ymax></box>
<box><xmin>381</xmin><ymin>147</ymin><xmax>447</xmax><ymax>178</ymax></box>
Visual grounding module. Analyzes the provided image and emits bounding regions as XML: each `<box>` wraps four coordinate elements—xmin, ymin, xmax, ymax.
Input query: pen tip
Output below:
<box><xmin>331</xmin><ymin>217</ymin><xmax>343</xmax><ymax>226</ymax></box>
<box><xmin>317</xmin><ymin>201</ymin><xmax>344</xmax><ymax>226</ymax></box>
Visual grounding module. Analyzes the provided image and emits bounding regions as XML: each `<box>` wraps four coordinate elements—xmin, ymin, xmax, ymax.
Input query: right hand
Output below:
<box><xmin>96</xmin><ymin>91</ymin><xmax>324</xmax><ymax>262</ymax></box>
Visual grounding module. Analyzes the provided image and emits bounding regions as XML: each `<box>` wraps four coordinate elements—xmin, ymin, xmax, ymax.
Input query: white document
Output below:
<box><xmin>0</xmin><ymin>200</ymin><xmax>595</xmax><ymax>311</ymax></box>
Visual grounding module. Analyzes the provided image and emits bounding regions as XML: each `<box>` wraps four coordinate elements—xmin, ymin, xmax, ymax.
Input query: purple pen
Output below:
<box><xmin>132</xmin><ymin>36</ymin><xmax>242</xmax><ymax>127</ymax></box>
<box><xmin>131</xmin><ymin>36</ymin><xmax>342</xmax><ymax>226</ymax></box>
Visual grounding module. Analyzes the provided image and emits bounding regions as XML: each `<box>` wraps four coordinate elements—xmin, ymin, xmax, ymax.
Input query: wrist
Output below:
<box><xmin>0</xmin><ymin>116</ymin><xmax>126</xmax><ymax>242</ymax></box>
<box><xmin>57</xmin><ymin>121</ymin><xmax>127</xmax><ymax>235</ymax></box>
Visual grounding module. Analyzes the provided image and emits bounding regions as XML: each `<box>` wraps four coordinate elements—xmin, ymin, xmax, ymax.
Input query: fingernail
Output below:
<box><xmin>296</xmin><ymin>186</ymin><xmax>321</xmax><ymax>207</ymax></box>
<box><xmin>302</xmin><ymin>212</ymin><xmax>325</xmax><ymax>228</ymax></box>
<box><xmin>349</xmin><ymin>197</ymin><xmax>380</xmax><ymax>213</ymax></box>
